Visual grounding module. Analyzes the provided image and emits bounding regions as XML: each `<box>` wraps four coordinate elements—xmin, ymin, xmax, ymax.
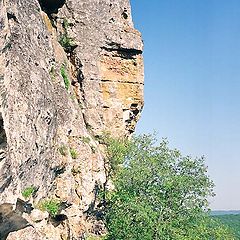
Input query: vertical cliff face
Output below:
<box><xmin>52</xmin><ymin>0</ymin><xmax>144</xmax><ymax>137</ymax></box>
<box><xmin>0</xmin><ymin>0</ymin><xmax>144</xmax><ymax>239</ymax></box>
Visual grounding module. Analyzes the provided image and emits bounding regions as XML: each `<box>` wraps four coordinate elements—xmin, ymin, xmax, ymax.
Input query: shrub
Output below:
<box><xmin>38</xmin><ymin>199</ymin><xmax>60</xmax><ymax>217</ymax></box>
<box><xmin>59</xmin><ymin>33</ymin><xmax>75</xmax><ymax>52</ymax></box>
<box><xmin>103</xmin><ymin>134</ymin><xmax>235</xmax><ymax>240</ymax></box>
<box><xmin>22</xmin><ymin>186</ymin><xmax>36</xmax><ymax>199</ymax></box>
<box><xmin>62</xmin><ymin>19</ymin><xmax>69</xmax><ymax>30</ymax></box>
<box><xmin>70</xmin><ymin>148</ymin><xmax>78</xmax><ymax>159</ymax></box>
<box><xmin>60</xmin><ymin>65</ymin><xmax>70</xmax><ymax>91</ymax></box>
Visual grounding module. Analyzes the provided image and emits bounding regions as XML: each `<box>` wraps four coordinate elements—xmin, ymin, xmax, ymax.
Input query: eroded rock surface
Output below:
<box><xmin>0</xmin><ymin>0</ymin><xmax>144</xmax><ymax>239</ymax></box>
<box><xmin>6</xmin><ymin>227</ymin><xmax>42</xmax><ymax>240</ymax></box>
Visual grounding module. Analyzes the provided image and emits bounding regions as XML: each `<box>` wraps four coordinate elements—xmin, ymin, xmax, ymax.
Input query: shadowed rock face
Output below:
<box><xmin>38</xmin><ymin>0</ymin><xmax>65</xmax><ymax>14</ymax></box>
<box><xmin>0</xmin><ymin>0</ymin><xmax>144</xmax><ymax>238</ymax></box>
<box><xmin>0</xmin><ymin>202</ymin><xmax>30</xmax><ymax>240</ymax></box>
<box><xmin>0</xmin><ymin>113</ymin><xmax>8</xmax><ymax>194</ymax></box>
<box><xmin>0</xmin><ymin>115</ymin><xmax>6</xmax><ymax>148</ymax></box>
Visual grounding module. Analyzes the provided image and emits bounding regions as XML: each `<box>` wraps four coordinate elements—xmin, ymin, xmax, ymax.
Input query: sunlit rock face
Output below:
<box><xmin>0</xmin><ymin>0</ymin><xmax>144</xmax><ymax>239</ymax></box>
<box><xmin>57</xmin><ymin>0</ymin><xmax>144</xmax><ymax>137</ymax></box>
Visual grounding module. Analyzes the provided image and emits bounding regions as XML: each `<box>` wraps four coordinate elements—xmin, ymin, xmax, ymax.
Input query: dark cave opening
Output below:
<box><xmin>38</xmin><ymin>0</ymin><xmax>66</xmax><ymax>14</ymax></box>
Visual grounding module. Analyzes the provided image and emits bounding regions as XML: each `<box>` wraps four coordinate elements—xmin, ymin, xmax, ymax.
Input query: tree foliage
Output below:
<box><xmin>103</xmin><ymin>134</ymin><xmax>235</xmax><ymax>239</ymax></box>
<box><xmin>213</xmin><ymin>214</ymin><xmax>240</xmax><ymax>239</ymax></box>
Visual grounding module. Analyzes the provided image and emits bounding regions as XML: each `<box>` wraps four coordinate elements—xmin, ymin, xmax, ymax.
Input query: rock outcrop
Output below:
<box><xmin>0</xmin><ymin>0</ymin><xmax>144</xmax><ymax>239</ymax></box>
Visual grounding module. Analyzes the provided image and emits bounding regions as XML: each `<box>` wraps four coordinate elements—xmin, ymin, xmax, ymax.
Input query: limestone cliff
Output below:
<box><xmin>0</xmin><ymin>0</ymin><xmax>144</xmax><ymax>239</ymax></box>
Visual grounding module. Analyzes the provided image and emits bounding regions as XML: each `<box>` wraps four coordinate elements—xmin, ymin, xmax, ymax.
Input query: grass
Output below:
<box><xmin>22</xmin><ymin>186</ymin><xmax>36</xmax><ymax>199</ymax></box>
<box><xmin>60</xmin><ymin>65</ymin><xmax>70</xmax><ymax>90</ymax></box>
<box><xmin>38</xmin><ymin>199</ymin><xmax>60</xmax><ymax>217</ymax></box>
<box><xmin>80</xmin><ymin>136</ymin><xmax>91</xmax><ymax>144</ymax></box>
<box><xmin>70</xmin><ymin>148</ymin><xmax>78</xmax><ymax>159</ymax></box>
<box><xmin>59</xmin><ymin>145</ymin><xmax>68</xmax><ymax>156</ymax></box>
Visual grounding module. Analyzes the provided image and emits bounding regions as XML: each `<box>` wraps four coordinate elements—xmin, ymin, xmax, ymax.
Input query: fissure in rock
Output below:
<box><xmin>38</xmin><ymin>0</ymin><xmax>65</xmax><ymax>14</ymax></box>
<box><xmin>0</xmin><ymin>113</ymin><xmax>6</xmax><ymax>161</ymax></box>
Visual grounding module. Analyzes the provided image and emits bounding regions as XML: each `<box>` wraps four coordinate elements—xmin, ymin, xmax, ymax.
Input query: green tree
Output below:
<box><xmin>103</xmin><ymin>134</ymin><xmax>235</xmax><ymax>240</ymax></box>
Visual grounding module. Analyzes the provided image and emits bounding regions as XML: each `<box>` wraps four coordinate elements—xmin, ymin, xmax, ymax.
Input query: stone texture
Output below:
<box><xmin>30</xmin><ymin>209</ymin><xmax>49</xmax><ymax>223</ymax></box>
<box><xmin>0</xmin><ymin>0</ymin><xmax>144</xmax><ymax>239</ymax></box>
<box><xmin>6</xmin><ymin>227</ymin><xmax>42</xmax><ymax>240</ymax></box>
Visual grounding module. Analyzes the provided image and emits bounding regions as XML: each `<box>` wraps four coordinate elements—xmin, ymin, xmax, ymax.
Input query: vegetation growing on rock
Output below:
<box><xmin>59</xmin><ymin>33</ymin><xmax>75</xmax><ymax>52</ymax></box>
<box><xmin>60</xmin><ymin>64</ymin><xmax>70</xmax><ymax>90</ymax></box>
<box><xmin>70</xmin><ymin>148</ymin><xmax>78</xmax><ymax>159</ymax></box>
<box><xmin>80</xmin><ymin>136</ymin><xmax>91</xmax><ymax>144</ymax></box>
<box><xmin>58</xmin><ymin>145</ymin><xmax>68</xmax><ymax>156</ymax></box>
<box><xmin>22</xmin><ymin>186</ymin><xmax>36</xmax><ymax>199</ymax></box>
<box><xmin>38</xmin><ymin>199</ymin><xmax>60</xmax><ymax>217</ymax></box>
<box><xmin>62</xmin><ymin>18</ymin><xmax>70</xmax><ymax>30</ymax></box>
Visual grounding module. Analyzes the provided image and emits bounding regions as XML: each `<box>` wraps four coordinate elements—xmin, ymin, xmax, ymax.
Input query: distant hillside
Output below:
<box><xmin>211</xmin><ymin>210</ymin><xmax>240</xmax><ymax>216</ymax></box>
<box><xmin>212</xmin><ymin>214</ymin><xmax>240</xmax><ymax>239</ymax></box>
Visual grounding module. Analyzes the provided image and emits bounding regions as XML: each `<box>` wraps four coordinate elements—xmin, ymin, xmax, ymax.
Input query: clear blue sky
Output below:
<box><xmin>131</xmin><ymin>0</ymin><xmax>240</xmax><ymax>210</ymax></box>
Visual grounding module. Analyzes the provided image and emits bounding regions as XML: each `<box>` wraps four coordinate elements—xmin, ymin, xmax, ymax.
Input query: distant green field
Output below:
<box><xmin>212</xmin><ymin>214</ymin><xmax>240</xmax><ymax>239</ymax></box>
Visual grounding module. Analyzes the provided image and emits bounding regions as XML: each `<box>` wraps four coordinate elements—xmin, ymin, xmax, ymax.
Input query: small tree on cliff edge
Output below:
<box><xmin>103</xmin><ymin>134</ymin><xmax>235</xmax><ymax>240</ymax></box>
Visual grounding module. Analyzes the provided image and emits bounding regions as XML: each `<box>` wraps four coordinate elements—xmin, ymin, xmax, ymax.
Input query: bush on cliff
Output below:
<box><xmin>102</xmin><ymin>134</ymin><xmax>235</xmax><ymax>240</ymax></box>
